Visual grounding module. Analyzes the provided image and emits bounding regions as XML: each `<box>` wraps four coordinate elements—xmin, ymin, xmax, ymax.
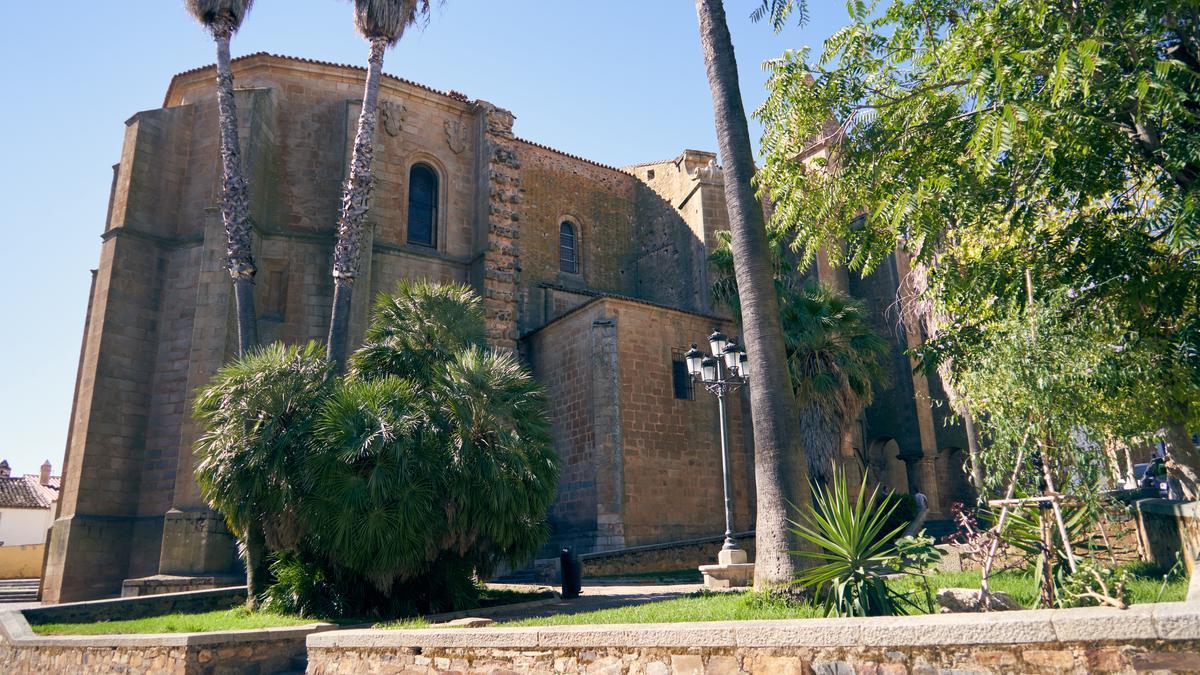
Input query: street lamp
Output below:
<box><xmin>687</xmin><ymin>329</ymin><xmax>749</xmax><ymax>553</ymax></box>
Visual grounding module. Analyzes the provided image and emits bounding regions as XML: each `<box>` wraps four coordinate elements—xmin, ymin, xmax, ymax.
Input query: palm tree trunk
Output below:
<box><xmin>328</xmin><ymin>37</ymin><xmax>387</xmax><ymax>370</ymax></box>
<box><xmin>694</xmin><ymin>0</ymin><xmax>812</xmax><ymax>590</ymax></box>
<box><xmin>244</xmin><ymin>519</ymin><xmax>268</xmax><ymax>610</ymax></box>
<box><xmin>1164</xmin><ymin>407</ymin><xmax>1199</xmax><ymax>500</ymax></box>
<box><xmin>213</xmin><ymin>23</ymin><xmax>258</xmax><ymax>356</ymax></box>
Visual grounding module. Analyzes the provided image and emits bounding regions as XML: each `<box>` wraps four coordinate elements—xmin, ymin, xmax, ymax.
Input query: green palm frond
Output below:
<box><xmin>350</xmin><ymin>280</ymin><xmax>486</xmax><ymax>384</ymax></box>
<box><xmin>193</xmin><ymin>341</ymin><xmax>332</xmax><ymax>546</ymax></box>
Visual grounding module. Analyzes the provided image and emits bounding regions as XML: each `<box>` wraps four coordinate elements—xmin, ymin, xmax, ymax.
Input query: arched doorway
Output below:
<box><xmin>866</xmin><ymin>438</ymin><xmax>908</xmax><ymax>495</ymax></box>
<box><xmin>938</xmin><ymin>447</ymin><xmax>976</xmax><ymax>507</ymax></box>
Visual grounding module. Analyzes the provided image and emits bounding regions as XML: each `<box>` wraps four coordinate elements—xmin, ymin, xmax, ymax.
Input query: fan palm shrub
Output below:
<box><xmin>183</xmin><ymin>0</ymin><xmax>260</xmax><ymax>356</ymax></box>
<box><xmin>780</xmin><ymin>285</ymin><xmax>888</xmax><ymax>484</ymax></box>
<box><xmin>327</xmin><ymin>0</ymin><xmax>434</xmax><ymax>369</ymax></box>
<box><xmin>193</xmin><ymin>342</ymin><xmax>334</xmax><ymax>606</ymax></box>
<box><xmin>300</xmin><ymin>281</ymin><xmax>558</xmax><ymax>615</ymax></box>
<box><xmin>789</xmin><ymin>471</ymin><xmax>907</xmax><ymax>616</ymax></box>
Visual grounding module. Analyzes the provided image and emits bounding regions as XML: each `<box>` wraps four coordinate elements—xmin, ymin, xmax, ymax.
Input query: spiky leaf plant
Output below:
<box><xmin>194</xmin><ymin>342</ymin><xmax>333</xmax><ymax>606</ymax></box>
<box><xmin>789</xmin><ymin>471</ymin><xmax>906</xmax><ymax>617</ymax></box>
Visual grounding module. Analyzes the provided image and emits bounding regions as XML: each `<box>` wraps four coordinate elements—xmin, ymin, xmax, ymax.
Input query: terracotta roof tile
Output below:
<box><xmin>166</xmin><ymin>52</ymin><xmax>467</xmax><ymax>107</ymax></box>
<box><xmin>0</xmin><ymin>475</ymin><xmax>59</xmax><ymax>510</ymax></box>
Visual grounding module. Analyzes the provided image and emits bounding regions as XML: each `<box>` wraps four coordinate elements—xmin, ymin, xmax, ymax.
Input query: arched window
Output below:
<box><xmin>407</xmin><ymin>164</ymin><xmax>438</xmax><ymax>247</ymax></box>
<box><xmin>559</xmin><ymin>221</ymin><xmax>578</xmax><ymax>274</ymax></box>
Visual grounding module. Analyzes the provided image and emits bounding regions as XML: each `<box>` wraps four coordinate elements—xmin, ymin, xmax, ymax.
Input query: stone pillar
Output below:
<box><xmin>590</xmin><ymin>316</ymin><xmax>625</xmax><ymax>552</ymax></box>
<box><xmin>479</xmin><ymin>105</ymin><xmax>521</xmax><ymax>351</ymax></box>
<box><xmin>893</xmin><ymin>248</ymin><xmax>945</xmax><ymax>515</ymax></box>
<box><xmin>157</xmin><ymin>208</ymin><xmax>239</xmax><ymax>577</ymax></box>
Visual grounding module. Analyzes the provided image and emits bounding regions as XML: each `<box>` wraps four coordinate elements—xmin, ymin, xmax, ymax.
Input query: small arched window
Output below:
<box><xmin>559</xmin><ymin>221</ymin><xmax>578</xmax><ymax>274</ymax></box>
<box><xmin>407</xmin><ymin>164</ymin><xmax>438</xmax><ymax>247</ymax></box>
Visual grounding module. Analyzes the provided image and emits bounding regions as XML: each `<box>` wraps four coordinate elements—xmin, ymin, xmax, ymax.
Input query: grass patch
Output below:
<box><xmin>497</xmin><ymin>566</ymin><xmax>1189</xmax><ymax>627</ymax></box>
<box><xmin>891</xmin><ymin>568</ymin><xmax>1187</xmax><ymax>611</ymax></box>
<box><xmin>30</xmin><ymin>607</ymin><xmax>319</xmax><ymax>636</ymax></box>
<box><xmin>503</xmin><ymin>591</ymin><xmax>823</xmax><ymax>627</ymax></box>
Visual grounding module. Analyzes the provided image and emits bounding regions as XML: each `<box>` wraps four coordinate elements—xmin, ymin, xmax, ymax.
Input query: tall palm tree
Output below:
<box><xmin>779</xmin><ymin>285</ymin><xmax>888</xmax><ymax>484</ymax></box>
<box><xmin>694</xmin><ymin>0</ymin><xmax>814</xmax><ymax>590</ymax></box>
<box><xmin>184</xmin><ymin>0</ymin><xmax>259</xmax><ymax>356</ymax></box>
<box><xmin>327</xmin><ymin>0</ymin><xmax>432</xmax><ymax>370</ymax></box>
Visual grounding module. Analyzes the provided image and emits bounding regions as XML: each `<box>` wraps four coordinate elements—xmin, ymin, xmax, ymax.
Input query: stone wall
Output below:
<box><xmin>527</xmin><ymin>296</ymin><xmax>751</xmax><ymax>555</ymax></box>
<box><xmin>306</xmin><ymin>602</ymin><xmax>1200</xmax><ymax>674</ymax></box>
<box><xmin>0</xmin><ymin>628</ymin><xmax>317</xmax><ymax>675</ymax></box>
<box><xmin>581</xmin><ymin>533</ymin><xmax>756</xmax><ymax>578</ymax></box>
<box><xmin>0</xmin><ymin>588</ymin><xmax>322</xmax><ymax>675</ymax></box>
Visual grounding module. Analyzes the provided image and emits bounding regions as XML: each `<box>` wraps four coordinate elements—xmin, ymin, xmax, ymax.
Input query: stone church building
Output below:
<box><xmin>43</xmin><ymin>54</ymin><xmax>973</xmax><ymax>602</ymax></box>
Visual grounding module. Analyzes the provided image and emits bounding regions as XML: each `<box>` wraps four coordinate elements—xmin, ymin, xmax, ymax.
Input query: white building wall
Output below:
<box><xmin>0</xmin><ymin>507</ymin><xmax>52</xmax><ymax>547</ymax></box>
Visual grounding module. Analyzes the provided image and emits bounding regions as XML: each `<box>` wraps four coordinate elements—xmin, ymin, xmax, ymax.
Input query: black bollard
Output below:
<box><xmin>560</xmin><ymin>547</ymin><xmax>581</xmax><ymax>599</ymax></box>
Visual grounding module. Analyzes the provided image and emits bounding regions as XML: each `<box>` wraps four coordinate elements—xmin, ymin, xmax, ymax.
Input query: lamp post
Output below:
<box><xmin>684</xmin><ymin>329</ymin><xmax>750</xmax><ymax>554</ymax></box>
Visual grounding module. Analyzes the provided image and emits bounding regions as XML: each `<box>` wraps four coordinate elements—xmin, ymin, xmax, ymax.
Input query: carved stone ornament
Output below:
<box><xmin>381</xmin><ymin>101</ymin><xmax>405</xmax><ymax>137</ymax></box>
<box><xmin>445</xmin><ymin>118</ymin><xmax>468</xmax><ymax>154</ymax></box>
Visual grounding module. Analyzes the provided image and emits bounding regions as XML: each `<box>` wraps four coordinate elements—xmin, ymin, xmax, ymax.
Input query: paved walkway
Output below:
<box><xmin>468</xmin><ymin>583</ymin><xmax>703</xmax><ymax>623</ymax></box>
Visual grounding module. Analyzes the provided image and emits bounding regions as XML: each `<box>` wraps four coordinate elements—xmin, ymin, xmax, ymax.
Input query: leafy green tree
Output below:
<box><xmin>193</xmin><ymin>342</ymin><xmax>334</xmax><ymax>606</ymax></box>
<box><xmin>328</xmin><ymin>0</ymin><xmax>434</xmax><ymax>369</ymax></box>
<box><xmin>712</xmin><ymin>232</ymin><xmax>888</xmax><ymax>485</ymax></box>
<box><xmin>756</xmin><ymin>0</ymin><xmax>1200</xmax><ymax>495</ymax></box>
<box><xmin>694</xmin><ymin>0</ymin><xmax>815</xmax><ymax>590</ymax></box>
<box><xmin>183</xmin><ymin>0</ymin><xmax>259</xmax><ymax>355</ymax></box>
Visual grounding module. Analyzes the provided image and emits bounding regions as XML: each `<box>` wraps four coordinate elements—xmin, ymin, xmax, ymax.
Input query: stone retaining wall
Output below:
<box><xmin>0</xmin><ymin>625</ymin><xmax>321</xmax><ymax>675</ymax></box>
<box><xmin>0</xmin><ymin>585</ymin><xmax>327</xmax><ymax>674</ymax></box>
<box><xmin>580</xmin><ymin>533</ymin><xmax>756</xmax><ymax>579</ymax></box>
<box><xmin>23</xmin><ymin>586</ymin><xmax>244</xmax><ymax>625</ymax></box>
<box><xmin>306</xmin><ymin>601</ymin><xmax>1200</xmax><ymax>674</ymax></box>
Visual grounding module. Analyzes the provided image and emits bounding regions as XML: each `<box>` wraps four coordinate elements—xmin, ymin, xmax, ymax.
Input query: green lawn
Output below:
<box><xmin>499</xmin><ymin>568</ymin><xmax>1188</xmax><ymax>627</ymax></box>
<box><xmin>29</xmin><ymin>607</ymin><xmax>320</xmax><ymax>636</ymax></box>
<box><xmin>502</xmin><ymin>591</ymin><xmax>823</xmax><ymax>628</ymax></box>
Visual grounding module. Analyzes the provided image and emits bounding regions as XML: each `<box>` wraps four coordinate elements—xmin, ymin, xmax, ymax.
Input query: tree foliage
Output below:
<box><xmin>756</xmin><ymin>0</ymin><xmax>1200</xmax><ymax>493</ymax></box>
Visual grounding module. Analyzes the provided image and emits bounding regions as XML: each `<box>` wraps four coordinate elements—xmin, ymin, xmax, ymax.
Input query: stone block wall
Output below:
<box><xmin>305</xmin><ymin>602</ymin><xmax>1200</xmax><ymax>674</ymax></box>
<box><xmin>528</xmin><ymin>296</ymin><xmax>751</xmax><ymax>554</ymax></box>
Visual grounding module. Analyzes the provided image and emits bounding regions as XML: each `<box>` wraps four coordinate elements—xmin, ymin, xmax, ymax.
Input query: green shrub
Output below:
<box><xmin>195</xmin><ymin>282</ymin><xmax>559</xmax><ymax>618</ymax></box>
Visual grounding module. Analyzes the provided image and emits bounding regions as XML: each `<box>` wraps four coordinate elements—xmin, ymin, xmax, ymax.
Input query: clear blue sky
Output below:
<box><xmin>0</xmin><ymin>1</ymin><xmax>847</xmax><ymax>476</ymax></box>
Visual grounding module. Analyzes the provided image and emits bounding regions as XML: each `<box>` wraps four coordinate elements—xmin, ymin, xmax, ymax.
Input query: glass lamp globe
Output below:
<box><xmin>708</xmin><ymin>330</ymin><xmax>727</xmax><ymax>358</ymax></box>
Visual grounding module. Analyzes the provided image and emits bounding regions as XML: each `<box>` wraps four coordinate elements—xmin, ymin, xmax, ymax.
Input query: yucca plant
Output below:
<box><xmin>327</xmin><ymin>0</ymin><xmax>434</xmax><ymax>369</ymax></box>
<box><xmin>789</xmin><ymin>471</ymin><xmax>906</xmax><ymax>616</ymax></box>
<box><xmin>183</xmin><ymin>0</ymin><xmax>260</xmax><ymax>355</ymax></box>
